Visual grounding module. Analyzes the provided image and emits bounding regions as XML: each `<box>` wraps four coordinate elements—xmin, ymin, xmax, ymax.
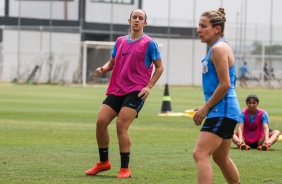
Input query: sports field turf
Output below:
<box><xmin>0</xmin><ymin>83</ymin><xmax>281</xmax><ymax>184</ymax></box>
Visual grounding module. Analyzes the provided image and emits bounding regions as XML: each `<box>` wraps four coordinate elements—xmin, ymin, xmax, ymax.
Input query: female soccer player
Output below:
<box><xmin>85</xmin><ymin>9</ymin><xmax>163</xmax><ymax>178</ymax></box>
<box><xmin>192</xmin><ymin>8</ymin><xmax>241</xmax><ymax>184</ymax></box>
<box><xmin>232</xmin><ymin>94</ymin><xmax>280</xmax><ymax>150</ymax></box>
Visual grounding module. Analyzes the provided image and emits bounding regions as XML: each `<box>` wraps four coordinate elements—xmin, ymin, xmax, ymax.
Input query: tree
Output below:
<box><xmin>251</xmin><ymin>41</ymin><xmax>282</xmax><ymax>55</ymax></box>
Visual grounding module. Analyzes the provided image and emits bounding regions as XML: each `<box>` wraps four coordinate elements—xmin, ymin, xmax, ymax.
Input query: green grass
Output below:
<box><xmin>0</xmin><ymin>83</ymin><xmax>281</xmax><ymax>184</ymax></box>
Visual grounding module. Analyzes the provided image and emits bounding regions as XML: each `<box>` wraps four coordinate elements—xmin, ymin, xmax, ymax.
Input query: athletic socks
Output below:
<box><xmin>98</xmin><ymin>149</ymin><xmax>130</xmax><ymax>168</ymax></box>
<box><xmin>120</xmin><ymin>152</ymin><xmax>130</xmax><ymax>168</ymax></box>
<box><xmin>99</xmin><ymin>147</ymin><xmax>108</xmax><ymax>162</ymax></box>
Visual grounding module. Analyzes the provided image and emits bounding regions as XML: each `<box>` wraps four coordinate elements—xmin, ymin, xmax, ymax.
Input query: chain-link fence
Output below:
<box><xmin>1</xmin><ymin>23</ymin><xmax>282</xmax><ymax>87</ymax></box>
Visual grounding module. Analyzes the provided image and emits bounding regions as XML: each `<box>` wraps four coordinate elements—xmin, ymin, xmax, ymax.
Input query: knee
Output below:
<box><xmin>272</xmin><ymin>130</ymin><xmax>280</xmax><ymax>136</ymax></box>
<box><xmin>193</xmin><ymin>148</ymin><xmax>204</xmax><ymax>162</ymax></box>
<box><xmin>273</xmin><ymin>130</ymin><xmax>281</xmax><ymax>138</ymax></box>
<box><xmin>96</xmin><ymin>118</ymin><xmax>108</xmax><ymax>130</ymax></box>
<box><xmin>192</xmin><ymin>150</ymin><xmax>199</xmax><ymax>162</ymax></box>
<box><xmin>116</xmin><ymin>120</ymin><xmax>128</xmax><ymax>134</ymax></box>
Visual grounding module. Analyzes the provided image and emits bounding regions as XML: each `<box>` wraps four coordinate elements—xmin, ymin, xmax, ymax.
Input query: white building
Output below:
<box><xmin>0</xmin><ymin>0</ymin><xmax>205</xmax><ymax>86</ymax></box>
<box><xmin>0</xmin><ymin>0</ymin><xmax>281</xmax><ymax>86</ymax></box>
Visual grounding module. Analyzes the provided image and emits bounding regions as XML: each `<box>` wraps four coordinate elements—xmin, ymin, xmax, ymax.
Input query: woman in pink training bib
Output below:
<box><xmin>85</xmin><ymin>9</ymin><xmax>163</xmax><ymax>179</ymax></box>
<box><xmin>232</xmin><ymin>94</ymin><xmax>280</xmax><ymax>150</ymax></box>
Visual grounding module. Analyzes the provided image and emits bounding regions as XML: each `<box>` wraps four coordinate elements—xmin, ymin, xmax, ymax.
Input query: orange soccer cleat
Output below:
<box><xmin>117</xmin><ymin>168</ymin><xmax>132</xmax><ymax>179</ymax></box>
<box><xmin>238</xmin><ymin>144</ymin><xmax>251</xmax><ymax>150</ymax></box>
<box><xmin>257</xmin><ymin>145</ymin><xmax>270</xmax><ymax>151</ymax></box>
<box><xmin>86</xmin><ymin>160</ymin><xmax>112</xmax><ymax>175</ymax></box>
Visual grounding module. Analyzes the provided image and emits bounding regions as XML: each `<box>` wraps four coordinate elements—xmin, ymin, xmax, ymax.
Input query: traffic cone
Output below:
<box><xmin>160</xmin><ymin>84</ymin><xmax>172</xmax><ymax>113</ymax></box>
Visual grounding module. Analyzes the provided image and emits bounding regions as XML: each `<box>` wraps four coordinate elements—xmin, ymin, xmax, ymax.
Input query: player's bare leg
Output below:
<box><xmin>115</xmin><ymin>107</ymin><xmax>136</xmax><ymax>178</ymax></box>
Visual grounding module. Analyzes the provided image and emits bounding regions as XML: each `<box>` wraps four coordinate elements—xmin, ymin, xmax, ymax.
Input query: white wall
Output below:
<box><xmin>0</xmin><ymin>0</ymin><xmax>4</xmax><ymax>16</ymax></box>
<box><xmin>2</xmin><ymin>29</ymin><xmax>81</xmax><ymax>83</ymax></box>
<box><xmin>154</xmin><ymin>38</ymin><xmax>206</xmax><ymax>86</ymax></box>
<box><xmin>85</xmin><ymin>0</ymin><xmax>138</xmax><ymax>24</ymax></box>
<box><xmin>1</xmin><ymin>0</ymin><xmax>207</xmax><ymax>86</ymax></box>
<box><xmin>1</xmin><ymin>28</ymin><xmax>206</xmax><ymax>86</ymax></box>
<box><xmin>8</xmin><ymin>0</ymin><xmax>79</xmax><ymax>20</ymax></box>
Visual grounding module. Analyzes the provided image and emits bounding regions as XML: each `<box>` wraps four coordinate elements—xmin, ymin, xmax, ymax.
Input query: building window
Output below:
<box><xmin>90</xmin><ymin>0</ymin><xmax>133</xmax><ymax>4</ymax></box>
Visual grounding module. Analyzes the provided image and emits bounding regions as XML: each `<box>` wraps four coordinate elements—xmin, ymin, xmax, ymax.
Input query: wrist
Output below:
<box><xmin>205</xmin><ymin>103</ymin><xmax>210</xmax><ymax>110</ymax></box>
<box><xmin>147</xmin><ymin>83</ymin><xmax>153</xmax><ymax>89</ymax></box>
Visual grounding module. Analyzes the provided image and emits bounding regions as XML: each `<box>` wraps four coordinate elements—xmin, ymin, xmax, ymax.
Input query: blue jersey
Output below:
<box><xmin>201</xmin><ymin>39</ymin><xmax>240</xmax><ymax>121</ymax></box>
<box><xmin>238</xmin><ymin>109</ymin><xmax>269</xmax><ymax>124</ymax></box>
<box><xmin>239</xmin><ymin>65</ymin><xmax>248</xmax><ymax>76</ymax></box>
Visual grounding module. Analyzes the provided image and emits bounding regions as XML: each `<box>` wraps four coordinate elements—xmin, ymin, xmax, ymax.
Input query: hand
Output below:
<box><xmin>263</xmin><ymin>140</ymin><xmax>271</xmax><ymax>147</ymax></box>
<box><xmin>138</xmin><ymin>86</ymin><xmax>151</xmax><ymax>100</ymax></box>
<box><xmin>236</xmin><ymin>140</ymin><xmax>244</xmax><ymax>146</ymax></box>
<box><xmin>94</xmin><ymin>67</ymin><xmax>103</xmax><ymax>77</ymax></box>
<box><xmin>193</xmin><ymin>105</ymin><xmax>209</xmax><ymax>126</ymax></box>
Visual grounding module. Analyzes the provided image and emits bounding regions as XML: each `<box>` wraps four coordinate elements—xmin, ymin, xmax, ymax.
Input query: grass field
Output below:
<box><xmin>0</xmin><ymin>83</ymin><xmax>281</xmax><ymax>184</ymax></box>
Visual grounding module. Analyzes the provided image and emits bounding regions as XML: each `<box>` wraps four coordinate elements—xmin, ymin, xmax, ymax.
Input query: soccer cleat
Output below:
<box><xmin>85</xmin><ymin>160</ymin><xmax>111</xmax><ymax>175</ymax></box>
<box><xmin>117</xmin><ymin>168</ymin><xmax>132</xmax><ymax>179</ymax></box>
<box><xmin>238</xmin><ymin>144</ymin><xmax>251</xmax><ymax>150</ymax></box>
<box><xmin>257</xmin><ymin>145</ymin><xmax>270</xmax><ymax>151</ymax></box>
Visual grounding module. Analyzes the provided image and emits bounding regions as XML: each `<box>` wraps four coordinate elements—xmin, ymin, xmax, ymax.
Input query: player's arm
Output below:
<box><xmin>138</xmin><ymin>41</ymin><xmax>164</xmax><ymax>100</ymax></box>
<box><xmin>263</xmin><ymin>123</ymin><xmax>270</xmax><ymax>143</ymax></box>
<box><xmin>262</xmin><ymin>112</ymin><xmax>270</xmax><ymax>145</ymax></box>
<box><xmin>193</xmin><ymin>43</ymin><xmax>231</xmax><ymax>125</ymax></box>
<box><xmin>94</xmin><ymin>57</ymin><xmax>115</xmax><ymax>77</ymax></box>
<box><xmin>138</xmin><ymin>59</ymin><xmax>163</xmax><ymax>100</ymax></box>
<box><xmin>237</xmin><ymin>123</ymin><xmax>244</xmax><ymax>144</ymax></box>
<box><xmin>147</xmin><ymin>59</ymin><xmax>164</xmax><ymax>89</ymax></box>
<box><xmin>101</xmin><ymin>56</ymin><xmax>115</xmax><ymax>72</ymax></box>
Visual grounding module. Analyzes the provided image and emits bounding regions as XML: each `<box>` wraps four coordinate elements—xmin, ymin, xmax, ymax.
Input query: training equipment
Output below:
<box><xmin>158</xmin><ymin>109</ymin><xmax>196</xmax><ymax>117</ymax></box>
<box><xmin>117</xmin><ymin>168</ymin><xmax>132</xmax><ymax>179</ymax></box>
<box><xmin>158</xmin><ymin>112</ymin><xmax>187</xmax><ymax>117</ymax></box>
<box><xmin>160</xmin><ymin>84</ymin><xmax>172</xmax><ymax>113</ymax></box>
<box><xmin>278</xmin><ymin>135</ymin><xmax>282</xmax><ymax>141</ymax></box>
<box><xmin>85</xmin><ymin>160</ymin><xmax>112</xmax><ymax>175</ymax></box>
<box><xmin>184</xmin><ymin>109</ymin><xmax>196</xmax><ymax>117</ymax></box>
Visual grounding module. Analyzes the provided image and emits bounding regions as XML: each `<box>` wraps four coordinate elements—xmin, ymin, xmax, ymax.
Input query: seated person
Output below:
<box><xmin>232</xmin><ymin>94</ymin><xmax>280</xmax><ymax>150</ymax></box>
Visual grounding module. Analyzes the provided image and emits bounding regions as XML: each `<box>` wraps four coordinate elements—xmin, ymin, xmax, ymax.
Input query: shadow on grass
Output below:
<box><xmin>85</xmin><ymin>174</ymin><xmax>119</xmax><ymax>179</ymax></box>
<box><xmin>230</xmin><ymin>146</ymin><xmax>279</xmax><ymax>151</ymax></box>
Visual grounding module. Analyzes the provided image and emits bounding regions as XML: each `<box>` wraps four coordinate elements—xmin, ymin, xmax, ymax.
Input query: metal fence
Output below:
<box><xmin>1</xmin><ymin>24</ymin><xmax>282</xmax><ymax>87</ymax></box>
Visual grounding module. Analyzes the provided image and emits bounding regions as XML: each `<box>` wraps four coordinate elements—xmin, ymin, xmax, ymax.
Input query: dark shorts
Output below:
<box><xmin>201</xmin><ymin>117</ymin><xmax>237</xmax><ymax>139</ymax></box>
<box><xmin>248</xmin><ymin>142</ymin><xmax>259</xmax><ymax>148</ymax></box>
<box><xmin>103</xmin><ymin>91</ymin><xmax>145</xmax><ymax>118</ymax></box>
<box><xmin>240</xmin><ymin>75</ymin><xmax>248</xmax><ymax>80</ymax></box>
<box><xmin>247</xmin><ymin>129</ymin><xmax>273</xmax><ymax>148</ymax></box>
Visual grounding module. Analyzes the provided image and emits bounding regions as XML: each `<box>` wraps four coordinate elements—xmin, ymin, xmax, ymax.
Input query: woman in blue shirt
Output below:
<box><xmin>192</xmin><ymin>8</ymin><xmax>241</xmax><ymax>184</ymax></box>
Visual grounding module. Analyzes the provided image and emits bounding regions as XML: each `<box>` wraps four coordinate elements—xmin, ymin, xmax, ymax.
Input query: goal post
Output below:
<box><xmin>82</xmin><ymin>41</ymin><xmax>115</xmax><ymax>87</ymax></box>
<box><xmin>81</xmin><ymin>40</ymin><xmax>164</xmax><ymax>88</ymax></box>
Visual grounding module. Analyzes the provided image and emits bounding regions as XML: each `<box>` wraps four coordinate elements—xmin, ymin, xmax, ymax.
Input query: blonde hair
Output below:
<box><xmin>201</xmin><ymin>8</ymin><xmax>226</xmax><ymax>37</ymax></box>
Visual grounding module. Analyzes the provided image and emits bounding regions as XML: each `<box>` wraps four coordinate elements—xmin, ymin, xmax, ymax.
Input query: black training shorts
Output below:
<box><xmin>200</xmin><ymin>117</ymin><xmax>237</xmax><ymax>139</ymax></box>
<box><xmin>103</xmin><ymin>91</ymin><xmax>145</xmax><ymax>118</ymax></box>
